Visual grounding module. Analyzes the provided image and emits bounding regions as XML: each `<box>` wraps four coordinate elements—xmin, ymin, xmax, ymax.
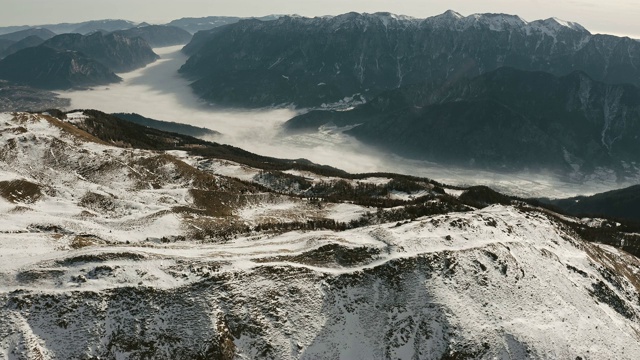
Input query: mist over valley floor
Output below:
<box><xmin>59</xmin><ymin>46</ymin><xmax>630</xmax><ymax>199</ymax></box>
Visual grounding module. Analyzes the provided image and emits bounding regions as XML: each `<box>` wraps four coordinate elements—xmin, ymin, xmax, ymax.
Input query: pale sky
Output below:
<box><xmin>2</xmin><ymin>0</ymin><xmax>640</xmax><ymax>38</ymax></box>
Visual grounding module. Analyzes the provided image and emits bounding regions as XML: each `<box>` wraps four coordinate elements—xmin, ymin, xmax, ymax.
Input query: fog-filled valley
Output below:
<box><xmin>59</xmin><ymin>45</ymin><xmax>631</xmax><ymax>199</ymax></box>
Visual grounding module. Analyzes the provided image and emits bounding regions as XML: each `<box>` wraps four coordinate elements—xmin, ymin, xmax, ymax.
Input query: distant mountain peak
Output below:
<box><xmin>424</xmin><ymin>10</ymin><xmax>589</xmax><ymax>35</ymax></box>
<box><xmin>543</xmin><ymin>17</ymin><xmax>588</xmax><ymax>32</ymax></box>
<box><xmin>442</xmin><ymin>9</ymin><xmax>464</xmax><ymax>18</ymax></box>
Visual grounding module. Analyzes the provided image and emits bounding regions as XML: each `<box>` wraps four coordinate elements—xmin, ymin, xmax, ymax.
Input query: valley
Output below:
<box><xmin>1</xmin><ymin>7</ymin><xmax>640</xmax><ymax>359</ymax></box>
<box><xmin>60</xmin><ymin>46</ymin><xmax>627</xmax><ymax>199</ymax></box>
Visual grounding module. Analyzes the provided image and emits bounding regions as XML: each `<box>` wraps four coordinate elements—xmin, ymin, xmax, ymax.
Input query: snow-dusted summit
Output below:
<box><xmin>424</xmin><ymin>10</ymin><xmax>588</xmax><ymax>34</ymax></box>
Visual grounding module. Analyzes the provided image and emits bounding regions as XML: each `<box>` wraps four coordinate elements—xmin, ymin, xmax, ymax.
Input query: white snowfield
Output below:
<box><xmin>1</xmin><ymin>112</ymin><xmax>640</xmax><ymax>359</ymax></box>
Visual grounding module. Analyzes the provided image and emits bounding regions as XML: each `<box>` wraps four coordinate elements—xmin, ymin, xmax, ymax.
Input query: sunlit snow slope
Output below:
<box><xmin>1</xmin><ymin>112</ymin><xmax>640</xmax><ymax>359</ymax></box>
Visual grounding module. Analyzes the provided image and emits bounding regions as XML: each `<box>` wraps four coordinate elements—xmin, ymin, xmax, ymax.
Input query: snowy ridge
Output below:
<box><xmin>2</xmin><ymin>202</ymin><xmax>640</xmax><ymax>358</ymax></box>
<box><xmin>279</xmin><ymin>10</ymin><xmax>591</xmax><ymax>36</ymax></box>
<box><xmin>424</xmin><ymin>10</ymin><xmax>589</xmax><ymax>35</ymax></box>
<box><xmin>1</xmin><ymin>112</ymin><xmax>640</xmax><ymax>358</ymax></box>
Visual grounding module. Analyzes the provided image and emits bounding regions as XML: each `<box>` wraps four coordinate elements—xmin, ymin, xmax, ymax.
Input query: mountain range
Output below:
<box><xmin>0</xmin><ymin>16</ymin><xmax>282</xmax><ymax>37</ymax></box>
<box><xmin>42</xmin><ymin>32</ymin><xmax>158</xmax><ymax>73</ymax></box>
<box><xmin>0</xmin><ymin>46</ymin><xmax>120</xmax><ymax>89</ymax></box>
<box><xmin>0</xmin><ymin>28</ymin><xmax>56</xmax><ymax>42</ymax></box>
<box><xmin>178</xmin><ymin>11</ymin><xmax>640</xmax><ymax>108</ymax></box>
<box><xmin>0</xmin><ymin>19</ymin><xmax>138</xmax><ymax>36</ymax></box>
<box><xmin>0</xmin><ymin>31</ymin><xmax>159</xmax><ymax>89</ymax></box>
<box><xmin>0</xmin><ymin>28</ymin><xmax>56</xmax><ymax>59</ymax></box>
<box><xmin>113</xmin><ymin>25</ymin><xmax>192</xmax><ymax>47</ymax></box>
<box><xmin>168</xmin><ymin>15</ymin><xmax>281</xmax><ymax>34</ymax></box>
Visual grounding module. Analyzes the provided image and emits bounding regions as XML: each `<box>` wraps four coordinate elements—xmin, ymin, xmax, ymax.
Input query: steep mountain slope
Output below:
<box><xmin>0</xmin><ymin>26</ymin><xmax>31</xmax><ymax>36</ymax></box>
<box><xmin>0</xmin><ymin>46</ymin><xmax>121</xmax><ymax>89</ymax></box>
<box><xmin>0</xmin><ymin>39</ymin><xmax>13</xmax><ymax>55</ymax></box>
<box><xmin>286</xmin><ymin>67</ymin><xmax>640</xmax><ymax>179</ymax></box>
<box><xmin>0</xmin><ymin>35</ymin><xmax>45</xmax><ymax>59</ymax></box>
<box><xmin>0</xmin><ymin>28</ymin><xmax>55</xmax><ymax>42</ymax></box>
<box><xmin>179</xmin><ymin>11</ymin><xmax>640</xmax><ymax>108</ymax></box>
<box><xmin>544</xmin><ymin>185</ymin><xmax>640</xmax><ymax>222</ymax></box>
<box><xmin>112</xmin><ymin>112</ymin><xmax>220</xmax><ymax>138</ymax></box>
<box><xmin>1</xmin><ymin>111</ymin><xmax>640</xmax><ymax>358</ymax></box>
<box><xmin>43</xmin><ymin>32</ymin><xmax>159</xmax><ymax>72</ymax></box>
<box><xmin>113</xmin><ymin>25</ymin><xmax>192</xmax><ymax>47</ymax></box>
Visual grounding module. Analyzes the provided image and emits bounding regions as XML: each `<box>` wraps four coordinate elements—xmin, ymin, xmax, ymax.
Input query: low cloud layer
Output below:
<box><xmin>62</xmin><ymin>46</ymin><xmax>630</xmax><ymax>199</ymax></box>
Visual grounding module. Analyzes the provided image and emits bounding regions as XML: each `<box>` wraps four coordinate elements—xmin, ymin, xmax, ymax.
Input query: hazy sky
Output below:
<box><xmin>2</xmin><ymin>0</ymin><xmax>640</xmax><ymax>37</ymax></box>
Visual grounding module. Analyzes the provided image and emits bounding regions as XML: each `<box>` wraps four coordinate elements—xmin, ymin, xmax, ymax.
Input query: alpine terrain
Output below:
<box><xmin>1</xmin><ymin>6</ymin><xmax>640</xmax><ymax>360</ymax></box>
<box><xmin>1</xmin><ymin>111</ymin><xmax>640</xmax><ymax>359</ymax></box>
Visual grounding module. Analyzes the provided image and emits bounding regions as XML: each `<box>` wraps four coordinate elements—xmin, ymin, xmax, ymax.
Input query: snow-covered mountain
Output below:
<box><xmin>1</xmin><ymin>111</ymin><xmax>640</xmax><ymax>358</ymax></box>
<box><xmin>179</xmin><ymin>10</ymin><xmax>640</xmax><ymax>108</ymax></box>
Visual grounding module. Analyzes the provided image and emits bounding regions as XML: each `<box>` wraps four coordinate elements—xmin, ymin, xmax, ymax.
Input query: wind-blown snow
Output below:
<box><xmin>1</xmin><ymin>113</ymin><xmax>640</xmax><ymax>358</ymax></box>
<box><xmin>2</xmin><ymin>200</ymin><xmax>640</xmax><ymax>358</ymax></box>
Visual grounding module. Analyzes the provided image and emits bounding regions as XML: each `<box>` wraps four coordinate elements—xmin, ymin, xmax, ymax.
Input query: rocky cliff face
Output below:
<box><xmin>179</xmin><ymin>11</ymin><xmax>640</xmax><ymax>108</ymax></box>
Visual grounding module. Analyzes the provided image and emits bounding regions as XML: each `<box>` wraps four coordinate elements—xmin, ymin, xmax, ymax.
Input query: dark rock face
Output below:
<box><xmin>114</xmin><ymin>25</ymin><xmax>192</xmax><ymax>47</ymax></box>
<box><xmin>286</xmin><ymin>68</ymin><xmax>640</xmax><ymax>175</ymax></box>
<box><xmin>168</xmin><ymin>16</ymin><xmax>242</xmax><ymax>34</ymax></box>
<box><xmin>0</xmin><ymin>46</ymin><xmax>121</xmax><ymax>89</ymax></box>
<box><xmin>43</xmin><ymin>32</ymin><xmax>159</xmax><ymax>72</ymax></box>
<box><xmin>179</xmin><ymin>12</ymin><xmax>640</xmax><ymax>108</ymax></box>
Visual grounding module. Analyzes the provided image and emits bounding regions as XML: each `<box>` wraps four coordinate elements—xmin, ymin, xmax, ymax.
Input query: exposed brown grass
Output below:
<box><xmin>79</xmin><ymin>192</ymin><xmax>117</xmax><ymax>213</ymax></box>
<box><xmin>0</xmin><ymin>126</ymin><xmax>27</xmax><ymax>135</ymax></box>
<box><xmin>0</xmin><ymin>180</ymin><xmax>43</xmax><ymax>203</ymax></box>
<box><xmin>70</xmin><ymin>235</ymin><xmax>99</xmax><ymax>249</ymax></box>
<box><xmin>130</xmin><ymin>154</ymin><xmax>256</xmax><ymax>193</ymax></box>
<box><xmin>41</xmin><ymin>114</ymin><xmax>111</xmax><ymax>146</ymax></box>
<box><xmin>585</xmin><ymin>243</ymin><xmax>640</xmax><ymax>297</ymax></box>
